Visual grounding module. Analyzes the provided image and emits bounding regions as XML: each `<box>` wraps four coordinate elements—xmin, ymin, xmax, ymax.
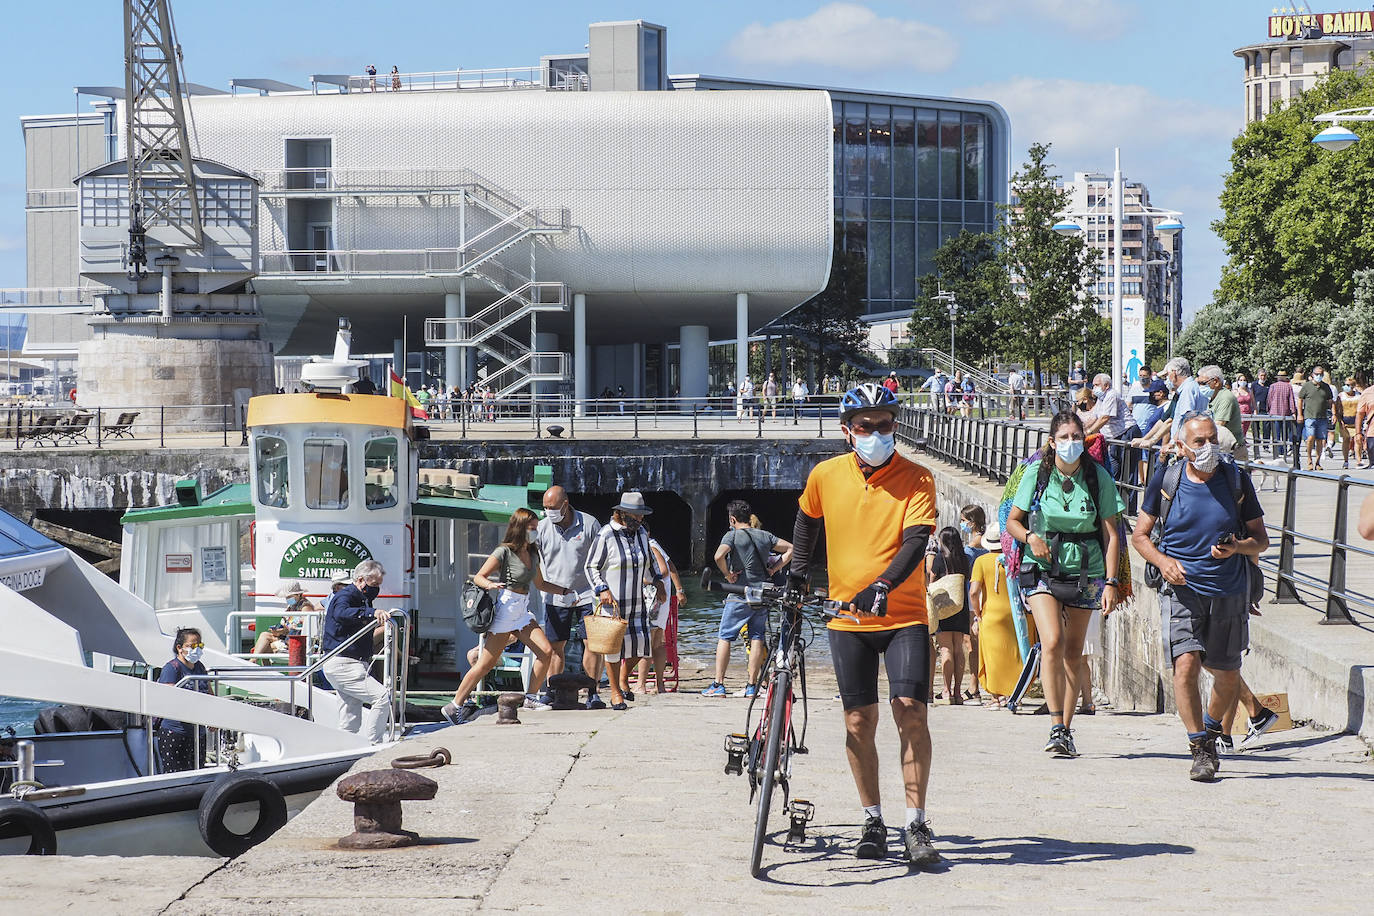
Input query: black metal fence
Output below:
<box><xmin>897</xmin><ymin>406</ymin><xmax>1374</xmax><ymax>626</ymax></box>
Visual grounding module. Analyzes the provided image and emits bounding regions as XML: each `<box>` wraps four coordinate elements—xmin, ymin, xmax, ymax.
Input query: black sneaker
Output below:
<box><xmin>1216</xmin><ymin>734</ymin><xmax>1234</xmax><ymax>756</ymax></box>
<box><xmin>903</xmin><ymin>821</ymin><xmax>941</xmax><ymax>866</ymax></box>
<box><xmin>1189</xmin><ymin>737</ymin><xmax>1218</xmax><ymax>782</ymax></box>
<box><xmin>1044</xmin><ymin>724</ymin><xmax>1070</xmax><ymax>755</ymax></box>
<box><xmin>441</xmin><ymin>701</ymin><xmax>479</xmax><ymax>726</ymax></box>
<box><xmin>1058</xmin><ymin>728</ymin><xmax>1079</xmax><ymax>757</ymax></box>
<box><xmin>1239</xmin><ymin>708</ymin><xmax>1279</xmax><ymax>750</ymax></box>
<box><xmin>855</xmin><ymin>816</ymin><xmax>887</xmax><ymax>859</ymax></box>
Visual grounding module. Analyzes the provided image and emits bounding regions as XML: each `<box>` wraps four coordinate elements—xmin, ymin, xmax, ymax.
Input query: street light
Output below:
<box><xmin>1310</xmin><ymin>107</ymin><xmax>1373</xmax><ymax>150</ymax></box>
<box><xmin>933</xmin><ymin>289</ymin><xmax>957</xmax><ymax>375</ymax></box>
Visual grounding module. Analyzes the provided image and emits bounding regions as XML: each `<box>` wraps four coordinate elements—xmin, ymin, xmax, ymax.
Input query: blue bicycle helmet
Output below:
<box><xmin>840</xmin><ymin>382</ymin><xmax>899</xmax><ymax>423</ymax></box>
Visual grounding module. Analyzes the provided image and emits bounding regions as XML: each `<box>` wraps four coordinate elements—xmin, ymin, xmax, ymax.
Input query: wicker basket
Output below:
<box><xmin>585</xmin><ymin>603</ymin><xmax>627</xmax><ymax>654</ymax></box>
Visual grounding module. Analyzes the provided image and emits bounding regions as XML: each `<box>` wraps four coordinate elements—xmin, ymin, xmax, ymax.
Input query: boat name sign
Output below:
<box><xmin>0</xmin><ymin>566</ymin><xmax>46</xmax><ymax>592</ymax></box>
<box><xmin>278</xmin><ymin>533</ymin><xmax>374</xmax><ymax>579</ymax></box>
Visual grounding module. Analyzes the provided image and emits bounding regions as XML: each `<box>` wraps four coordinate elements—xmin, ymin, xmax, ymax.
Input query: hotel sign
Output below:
<box><xmin>1269</xmin><ymin>11</ymin><xmax>1374</xmax><ymax>38</ymax></box>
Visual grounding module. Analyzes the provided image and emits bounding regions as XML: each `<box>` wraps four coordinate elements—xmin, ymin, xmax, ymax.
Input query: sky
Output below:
<box><xmin>1</xmin><ymin>1</ymin><xmax>1285</xmax><ymax>320</ymax></box>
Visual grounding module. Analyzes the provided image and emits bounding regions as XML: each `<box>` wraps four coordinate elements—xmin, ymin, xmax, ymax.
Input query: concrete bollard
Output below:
<box><xmin>336</xmin><ymin>769</ymin><xmax>438</xmax><ymax>849</ymax></box>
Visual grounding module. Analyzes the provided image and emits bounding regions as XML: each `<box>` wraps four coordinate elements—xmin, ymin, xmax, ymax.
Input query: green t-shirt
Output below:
<box><xmin>1299</xmin><ymin>381</ymin><xmax>1333</xmax><ymax>420</ymax></box>
<box><xmin>1012</xmin><ymin>458</ymin><xmax>1125</xmax><ymax>577</ymax></box>
<box><xmin>1209</xmin><ymin>387</ymin><xmax>1243</xmax><ymax>441</ymax></box>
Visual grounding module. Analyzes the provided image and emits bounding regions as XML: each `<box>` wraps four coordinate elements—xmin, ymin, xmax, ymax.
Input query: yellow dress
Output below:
<box><xmin>972</xmin><ymin>551</ymin><xmax>1020</xmax><ymax>698</ymax></box>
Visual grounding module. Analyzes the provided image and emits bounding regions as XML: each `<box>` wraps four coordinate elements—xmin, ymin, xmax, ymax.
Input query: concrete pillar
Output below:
<box><xmin>735</xmin><ymin>292</ymin><xmax>749</xmax><ymax>393</ymax></box>
<box><xmin>444</xmin><ymin>292</ymin><xmax>461</xmax><ymax>393</ymax></box>
<box><xmin>631</xmin><ymin>342</ymin><xmax>644</xmax><ymax>399</ymax></box>
<box><xmin>679</xmin><ymin>324</ymin><xmax>709</xmax><ymax>403</ymax></box>
<box><xmin>535</xmin><ymin>331</ymin><xmax>559</xmax><ymax>399</ymax></box>
<box><xmin>574</xmin><ymin>293</ymin><xmax>587</xmax><ymax>416</ymax></box>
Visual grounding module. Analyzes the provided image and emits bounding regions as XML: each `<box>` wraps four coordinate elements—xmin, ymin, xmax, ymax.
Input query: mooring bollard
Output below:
<box><xmin>496</xmin><ymin>692</ymin><xmax>524</xmax><ymax>724</ymax></box>
<box><xmin>546</xmin><ymin>672</ymin><xmax>596</xmax><ymax>710</ymax></box>
<box><xmin>336</xmin><ymin>768</ymin><xmax>438</xmax><ymax>849</ymax></box>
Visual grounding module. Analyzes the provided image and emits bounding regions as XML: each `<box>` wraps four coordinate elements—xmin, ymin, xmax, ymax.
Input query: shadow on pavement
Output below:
<box><xmin>755</xmin><ymin>827</ymin><xmax>1192</xmax><ymax>885</ymax></box>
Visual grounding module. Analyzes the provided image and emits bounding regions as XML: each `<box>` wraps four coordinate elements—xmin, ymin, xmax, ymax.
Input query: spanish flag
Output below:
<box><xmin>388</xmin><ymin>366</ymin><xmax>429</xmax><ymax>419</ymax></box>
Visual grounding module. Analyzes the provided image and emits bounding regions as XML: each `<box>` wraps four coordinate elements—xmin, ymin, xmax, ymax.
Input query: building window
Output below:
<box><xmin>1290</xmin><ymin>80</ymin><xmax>1304</xmax><ymax>98</ymax></box>
<box><xmin>844</xmin><ymin>102</ymin><xmax>867</xmax><ymax>197</ymax></box>
<box><xmin>1270</xmin><ymin>80</ymin><xmax>1282</xmax><ymax>109</ymax></box>
<box><xmin>1255</xmin><ymin>51</ymin><xmax>1264</xmax><ymax>77</ymax></box>
<box><xmin>1270</xmin><ymin>49</ymin><xmax>1283</xmax><ymax>74</ymax></box>
<box><xmin>80</xmin><ymin>176</ymin><xmax>127</xmax><ymax>227</ymax></box>
<box><xmin>916</xmin><ymin>109</ymin><xmax>939</xmax><ymax>199</ymax></box>
<box><xmin>1336</xmin><ymin>47</ymin><xmax>1355</xmax><ymax>69</ymax></box>
<box><xmin>1290</xmin><ymin>47</ymin><xmax>1304</xmax><ymax>73</ymax></box>
<box><xmin>868</xmin><ymin>105</ymin><xmax>891</xmax><ymax>198</ymax></box>
<box><xmin>939</xmin><ymin>110</ymin><xmax>962</xmax><ymax>199</ymax></box>
<box><xmin>963</xmin><ymin>114</ymin><xmax>986</xmax><ymax>201</ymax></box>
<box><xmin>892</xmin><ymin>107</ymin><xmax>915</xmax><ymax>199</ymax></box>
<box><xmin>1254</xmin><ymin>82</ymin><xmax>1263</xmax><ymax>118</ymax></box>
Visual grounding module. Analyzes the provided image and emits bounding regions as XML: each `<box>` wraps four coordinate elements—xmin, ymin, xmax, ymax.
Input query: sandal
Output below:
<box><xmin>982</xmin><ymin>697</ymin><xmax>1006</xmax><ymax>709</ymax></box>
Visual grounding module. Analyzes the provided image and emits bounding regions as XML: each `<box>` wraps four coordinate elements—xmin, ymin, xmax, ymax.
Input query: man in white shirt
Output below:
<box><xmin>1007</xmin><ymin>368</ymin><xmax>1026</xmax><ymax>419</ymax></box>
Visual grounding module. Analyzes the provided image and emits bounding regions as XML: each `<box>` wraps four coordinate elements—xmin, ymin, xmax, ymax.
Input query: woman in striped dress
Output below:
<box><xmin>585</xmin><ymin>492</ymin><xmax>666</xmax><ymax>710</ymax></box>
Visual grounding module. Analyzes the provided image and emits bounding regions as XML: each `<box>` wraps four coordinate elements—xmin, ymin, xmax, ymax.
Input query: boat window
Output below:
<box><xmin>255</xmin><ymin>435</ymin><xmax>290</xmax><ymax>508</ymax></box>
<box><xmin>364</xmin><ymin>437</ymin><xmax>399</xmax><ymax>509</ymax></box>
<box><xmin>303</xmin><ymin>438</ymin><xmax>349</xmax><ymax>509</ymax></box>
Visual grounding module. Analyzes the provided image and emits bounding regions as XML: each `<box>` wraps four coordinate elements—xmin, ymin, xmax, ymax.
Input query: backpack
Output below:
<box><xmin>1143</xmin><ymin>459</ymin><xmax>1263</xmax><ymax>606</ymax></box>
<box><xmin>462</xmin><ymin>551</ymin><xmax>508</xmax><ymax>634</ymax></box>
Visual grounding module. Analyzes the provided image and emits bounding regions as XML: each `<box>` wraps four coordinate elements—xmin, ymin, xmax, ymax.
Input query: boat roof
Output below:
<box><xmin>121</xmin><ymin>480</ymin><xmax>544</xmax><ymax>525</ymax></box>
<box><xmin>0</xmin><ymin>507</ymin><xmax>62</xmax><ymax>559</ymax></box>
<box><xmin>246</xmin><ymin>392</ymin><xmax>413</xmax><ymax>433</ymax></box>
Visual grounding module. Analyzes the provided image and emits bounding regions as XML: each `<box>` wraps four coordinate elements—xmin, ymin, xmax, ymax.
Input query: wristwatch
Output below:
<box><xmin>1103</xmin><ymin>577</ymin><xmax>1120</xmax><ymax>587</ymax></box>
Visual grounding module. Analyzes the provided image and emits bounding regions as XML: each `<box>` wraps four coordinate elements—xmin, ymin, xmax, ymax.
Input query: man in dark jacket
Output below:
<box><xmin>322</xmin><ymin>560</ymin><xmax>393</xmax><ymax>743</ymax></box>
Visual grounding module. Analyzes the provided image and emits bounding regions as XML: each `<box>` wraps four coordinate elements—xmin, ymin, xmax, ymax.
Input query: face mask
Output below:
<box><xmin>851</xmin><ymin>430</ymin><xmax>896</xmax><ymax>466</ymax></box>
<box><xmin>1055</xmin><ymin>438</ymin><xmax>1084</xmax><ymax>463</ymax></box>
<box><xmin>1165</xmin><ymin>376</ymin><xmax>1177</xmax><ymax>391</ymax></box>
<box><xmin>544</xmin><ymin>506</ymin><xmax>564</xmax><ymax>523</ymax></box>
<box><xmin>959</xmin><ymin>521</ymin><xmax>973</xmax><ymax>536</ymax></box>
<box><xmin>1189</xmin><ymin>442</ymin><xmax>1220</xmax><ymax>474</ymax></box>
<box><xmin>526</xmin><ymin>529</ymin><xmax>538</xmax><ymax>544</ymax></box>
<box><xmin>1313</xmin><ymin>373</ymin><xmax>1324</xmax><ymax>382</ymax></box>
<box><xmin>1344</xmin><ymin>385</ymin><xmax>1354</xmax><ymax>394</ymax></box>
<box><xmin>362</xmin><ymin>584</ymin><xmax>381</xmax><ymax>602</ymax></box>
<box><xmin>1091</xmin><ymin>386</ymin><xmax>1103</xmax><ymax>398</ymax></box>
<box><xmin>184</xmin><ymin>647</ymin><xmax>204</xmax><ymax>664</ymax></box>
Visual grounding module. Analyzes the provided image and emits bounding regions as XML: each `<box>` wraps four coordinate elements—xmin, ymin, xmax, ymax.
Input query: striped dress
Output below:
<box><xmin>585</xmin><ymin>522</ymin><xmax>662</xmax><ymax>659</ymax></box>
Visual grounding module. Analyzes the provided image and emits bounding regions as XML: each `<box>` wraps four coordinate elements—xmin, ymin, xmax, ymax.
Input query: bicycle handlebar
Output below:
<box><xmin>699</xmin><ymin>569</ymin><xmax>862</xmax><ymax>624</ymax></box>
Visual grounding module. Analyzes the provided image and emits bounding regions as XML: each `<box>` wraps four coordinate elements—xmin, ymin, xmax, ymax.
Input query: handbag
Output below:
<box><xmin>926</xmin><ymin>573</ymin><xmax>966</xmax><ymax>622</ymax></box>
<box><xmin>461</xmin><ymin>552</ymin><xmax>507</xmax><ymax>634</ymax></box>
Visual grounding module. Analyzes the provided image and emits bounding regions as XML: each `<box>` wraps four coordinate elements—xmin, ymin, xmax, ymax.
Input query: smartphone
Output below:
<box><xmin>1216</xmin><ymin>534</ymin><xmax>1235</xmax><ymax>546</ymax></box>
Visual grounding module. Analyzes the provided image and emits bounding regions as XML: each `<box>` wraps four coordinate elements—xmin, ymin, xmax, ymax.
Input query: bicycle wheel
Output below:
<box><xmin>750</xmin><ymin>667</ymin><xmax>791</xmax><ymax>877</ymax></box>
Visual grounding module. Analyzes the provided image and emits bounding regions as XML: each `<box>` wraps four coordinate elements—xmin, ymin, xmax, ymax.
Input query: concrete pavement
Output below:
<box><xmin>6</xmin><ymin>678</ymin><xmax>1372</xmax><ymax>914</ymax></box>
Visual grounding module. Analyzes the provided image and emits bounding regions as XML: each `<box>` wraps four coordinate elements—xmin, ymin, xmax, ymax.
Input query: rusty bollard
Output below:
<box><xmin>496</xmin><ymin>692</ymin><xmax>524</xmax><ymax>725</ymax></box>
<box><xmin>336</xmin><ymin>769</ymin><xmax>438</xmax><ymax>849</ymax></box>
<box><xmin>546</xmin><ymin>672</ymin><xmax>596</xmax><ymax>710</ymax></box>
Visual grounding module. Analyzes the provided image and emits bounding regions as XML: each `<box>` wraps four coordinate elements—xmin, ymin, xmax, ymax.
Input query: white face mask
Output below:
<box><xmin>1091</xmin><ymin>386</ymin><xmax>1104</xmax><ymax>398</ymax></box>
<box><xmin>544</xmin><ymin>506</ymin><xmax>564</xmax><ymax>523</ymax></box>
<box><xmin>526</xmin><ymin>529</ymin><xmax>538</xmax><ymax>544</ymax></box>
<box><xmin>850</xmin><ymin>430</ymin><xmax>896</xmax><ymax>466</ymax></box>
<box><xmin>1188</xmin><ymin>441</ymin><xmax>1220</xmax><ymax>474</ymax></box>
<box><xmin>184</xmin><ymin>646</ymin><xmax>204</xmax><ymax>664</ymax></box>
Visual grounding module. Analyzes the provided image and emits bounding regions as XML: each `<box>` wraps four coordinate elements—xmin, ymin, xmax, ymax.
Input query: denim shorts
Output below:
<box><xmin>1023</xmin><ymin>574</ymin><xmax>1105</xmax><ymax>611</ymax></box>
<box><xmin>718</xmin><ymin>597</ymin><xmax>766</xmax><ymax>642</ymax></box>
<box><xmin>1304</xmin><ymin>417</ymin><xmax>1330</xmax><ymax>440</ymax></box>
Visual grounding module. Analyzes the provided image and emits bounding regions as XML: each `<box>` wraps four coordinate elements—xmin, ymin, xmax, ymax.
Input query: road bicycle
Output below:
<box><xmin>700</xmin><ymin>571</ymin><xmax>863</xmax><ymax>877</ymax></box>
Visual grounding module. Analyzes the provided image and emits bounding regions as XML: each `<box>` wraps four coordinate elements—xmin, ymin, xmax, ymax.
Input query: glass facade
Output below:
<box><xmin>832</xmin><ymin>100</ymin><xmax>997</xmax><ymax>317</ymax></box>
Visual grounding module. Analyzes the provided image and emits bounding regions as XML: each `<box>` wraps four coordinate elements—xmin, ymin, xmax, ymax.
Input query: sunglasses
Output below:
<box><xmin>182</xmin><ymin>642</ymin><xmax>204</xmax><ymax>650</ymax></box>
<box><xmin>849</xmin><ymin>418</ymin><xmax>895</xmax><ymax>435</ymax></box>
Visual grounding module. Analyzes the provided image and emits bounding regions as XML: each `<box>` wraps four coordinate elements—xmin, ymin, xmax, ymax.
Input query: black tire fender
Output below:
<box><xmin>197</xmin><ymin>772</ymin><xmax>287</xmax><ymax>858</ymax></box>
<box><xmin>0</xmin><ymin>800</ymin><xmax>57</xmax><ymax>855</ymax></box>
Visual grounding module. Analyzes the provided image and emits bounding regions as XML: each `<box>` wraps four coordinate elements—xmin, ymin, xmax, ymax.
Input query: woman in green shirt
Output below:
<box><xmin>1005</xmin><ymin>411</ymin><xmax>1124</xmax><ymax>758</ymax></box>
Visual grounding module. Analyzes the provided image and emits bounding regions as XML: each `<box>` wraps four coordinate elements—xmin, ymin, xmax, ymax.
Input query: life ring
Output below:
<box><xmin>197</xmin><ymin>772</ymin><xmax>287</xmax><ymax>857</ymax></box>
<box><xmin>0</xmin><ymin>800</ymin><xmax>57</xmax><ymax>855</ymax></box>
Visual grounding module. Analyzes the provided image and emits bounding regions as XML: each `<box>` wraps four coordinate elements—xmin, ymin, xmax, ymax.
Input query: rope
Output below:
<box><xmin>391</xmin><ymin>747</ymin><xmax>451</xmax><ymax>769</ymax></box>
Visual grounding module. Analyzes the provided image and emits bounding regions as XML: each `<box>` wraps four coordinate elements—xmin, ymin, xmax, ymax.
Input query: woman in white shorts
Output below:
<box><xmin>442</xmin><ymin>508</ymin><xmax>571</xmax><ymax>725</ymax></box>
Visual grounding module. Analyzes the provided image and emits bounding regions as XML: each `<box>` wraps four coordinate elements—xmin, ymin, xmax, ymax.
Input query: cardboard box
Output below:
<box><xmin>1229</xmin><ymin>692</ymin><xmax>1293</xmax><ymax>736</ymax></box>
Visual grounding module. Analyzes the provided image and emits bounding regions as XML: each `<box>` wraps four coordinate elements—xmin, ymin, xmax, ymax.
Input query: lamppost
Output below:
<box><xmin>1052</xmin><ymin>149</ymin><xmax>1182</xmax><ymax>387</ymax></box>
<box><xmin>1310</xmin><ymin>108</ymin><xmax>1374</xmax><ymax>150</ymax></box>
<box><xmin>934</xmin><ymin>289</ymin><xmax>957</xmax><ymax>374</ymax></box>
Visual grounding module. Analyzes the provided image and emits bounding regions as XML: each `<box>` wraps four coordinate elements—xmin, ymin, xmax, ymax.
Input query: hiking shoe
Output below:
<box><xmin>441</xmin><ymin>701</ymin><xmax>479</xmax><ymax>726</ymax></box>
<box><xmin>855</xmin><ymin>816</ymin><xmax>887</xmax><ymax>859</ymax></box>
<box><xmin>743</xmin><ymin>684</ymin><xmax>759</xmax><ymax>699</ymax></box>
<box><xmin>586</xmin><ymin>694</ymin><xmax>607</xmax><ymax>710</ymax></box>
<box><xmin>903</xmin><ymin>821</ymin><xmax>941</xmax><ymax>866</ymax></box>
<box><xmin>1240</xmin><ymin>708</ymin><xmax>1280</xmax><ymax>749</ymax></box>
<box><xmin>523</xmin><ymin>694</ymin><xmax>552</xmax><ymax>711</ymax></box>
<box><xmin>700</xmin><ymin>682</ymin><xmax>727</xmax><ymax>698</ymax></box>
<box><xmin>1044</xmin><ymin>724</ymin><xmax>1068</xmax><ymax>754</ymax></box>
<box><xmin>1189</xmin><ymin>737</ymin><xmax>1218</xmax><ymax>782</ymax></box>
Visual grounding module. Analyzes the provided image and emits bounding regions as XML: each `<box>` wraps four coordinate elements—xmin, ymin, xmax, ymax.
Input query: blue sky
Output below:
<box><xmin>2</xmin><ymin>1</ymin><xmax>1281</xmax><ymax>318</ymax></box>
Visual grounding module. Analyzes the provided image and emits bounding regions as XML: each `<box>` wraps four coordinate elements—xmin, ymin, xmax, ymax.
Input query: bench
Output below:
<box><xmin>100</xmin><ymin>411</ymin><xmax>140</xmax><ymax>439</ymax></box>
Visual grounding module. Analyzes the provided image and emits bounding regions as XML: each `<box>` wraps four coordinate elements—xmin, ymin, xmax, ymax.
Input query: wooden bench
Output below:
<box><xmin>100</xmin><ymin>411</ymin><xmax>140</xmax><ymax>439</ymax></box>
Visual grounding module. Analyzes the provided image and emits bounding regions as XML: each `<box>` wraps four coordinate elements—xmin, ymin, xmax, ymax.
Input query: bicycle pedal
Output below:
<box><xmin>785</xmin><ymin>798</ymin><xmax>815</xmax><ymax>843</ymax></box>
<box><xmin>723</xmin><ymin>733</ymin><xmax>748</xmax><ymax>776</ymax></box>
<box><xmin>795</xmin><ymin>745</ymin><xmax>808</xmax><ymax>755</ymax></box>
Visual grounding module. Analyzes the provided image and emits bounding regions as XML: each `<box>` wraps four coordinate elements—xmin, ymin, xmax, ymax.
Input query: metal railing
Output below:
<box><xmin>0</xmin><ymin>287</ymin><xmax>105</xmax><ymax>308</ymax></box>
<box><xmin>2</xmin><ymin>403</ymin><xmax>243</xmax><ymax>449</ymax></box>
<box><xmin>338</xmin><ymin>66</ymin><xmax>586</xmax><ymax>94</ymax></box>
<box><xmin>896</xmin><ymin>406</ymin><xmax>1374</xmax><ymax>625</ymax></box>
<box><xmin>915</xmin><ymin>349</ymin><xmax>1010</xmax><ymax>393</ymax></box>
<box><xmin>25</xmin><ymin>189</ymin><xmax>77</xmax><ymax>209</ymax></box>
<box><xmin>177</xmin><ymin>611</ymin><xmax>412</xmax><ymax>744</ymax></box>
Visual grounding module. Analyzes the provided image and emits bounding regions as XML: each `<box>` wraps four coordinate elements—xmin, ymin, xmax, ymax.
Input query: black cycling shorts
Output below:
<box><xmin>828</xmin><ymin>624</ymin><xmax>930</xmax><ymax>711</ymax></box>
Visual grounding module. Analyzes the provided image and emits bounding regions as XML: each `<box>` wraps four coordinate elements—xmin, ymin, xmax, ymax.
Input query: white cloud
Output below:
<box><xmin>0</xmin><ymin>233</ymin><xmax>24</xmax><ymax>252</ymax></box>
<box><xmin>727</xmin><ymin>3</ymin><xmax>957</xmax><ymax>73</ymax></box>
<box><xmin>959</xmin><ymin>77</ymin><xmax>1239</xmax><ymax>312</ymax></box>
<box><xmin>961</xmin><ymin>0</ymin><xmax>1134</xmax><ymax>37</ymax></box>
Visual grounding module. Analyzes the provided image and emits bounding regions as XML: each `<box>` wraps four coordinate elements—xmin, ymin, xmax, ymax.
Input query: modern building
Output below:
<box><xmin>14</xmin><ymin>18</ymin><xmax>1010</xmax><ymax>400</ymax></box>
<box><xmin>1236</xmin><ymin>9</ymin><xmax>1374</xmax><ymax>122</ymax></box>
<box><xmin>1060</xmin><ymin>171</ymin><xmax>1182</xmax><ymax>332</ymax></box>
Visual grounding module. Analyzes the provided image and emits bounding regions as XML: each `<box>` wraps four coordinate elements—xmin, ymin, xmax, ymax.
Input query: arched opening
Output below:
<box><xmin>569</xmin><ymin>490</ymin><xmax>693</xmax><ymax>571</ymax></box>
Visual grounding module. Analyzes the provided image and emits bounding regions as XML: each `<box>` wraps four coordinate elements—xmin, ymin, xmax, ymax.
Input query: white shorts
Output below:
<box><xmin>491</xmin><ymin>589</ymin><xmax>534</xmax><ymax>634</ymax></box>
<box><xmin>651</xmin><ymin>599</ymin><xmax>669</xmax><ymax>630</ymax></box>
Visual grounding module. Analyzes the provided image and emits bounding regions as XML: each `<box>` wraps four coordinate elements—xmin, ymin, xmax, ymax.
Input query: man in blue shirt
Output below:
<box><xmin>321</xmin><ymin>559</ymin><xmax>393</xmax><ymax>743</ymax></box>
<box><xmin>1132</xmin><ymin>415</ymin><xmax>1268</xmax><ymax>783</ymax></box>
<box><xmin>1164</xmin><ymin>357</ymin><xmax>1212</xmax><ymax>441</ymax></box>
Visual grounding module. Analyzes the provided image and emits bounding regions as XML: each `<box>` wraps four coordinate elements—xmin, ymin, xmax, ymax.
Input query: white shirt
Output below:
<box><xmin>1008</xmin><ymin>371</ymin><xmax>1024</xmax><ymax>392</ymax></box>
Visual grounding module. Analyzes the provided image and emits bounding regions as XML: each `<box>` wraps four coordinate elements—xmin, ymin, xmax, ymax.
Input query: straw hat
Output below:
<box><xmin>275</xmin><ymin>581</ymin><xmax>306</xmax><ymax>599</ymax></box>
<box><xmin>982</xmin><ymin>525</ymin><xmax>1003</xmax><ymax>551</ymax></box>
<box><xmin>613</xmin><ymin>492</ymin><xmax>653</xmax><ymax>515</ymax></box>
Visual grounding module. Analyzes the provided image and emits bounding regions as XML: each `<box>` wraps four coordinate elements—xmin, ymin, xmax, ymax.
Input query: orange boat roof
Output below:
<box><xmin>246</xmin><ymin>393</ymin><xmax>412</xmax><ymax>433</ymax></box>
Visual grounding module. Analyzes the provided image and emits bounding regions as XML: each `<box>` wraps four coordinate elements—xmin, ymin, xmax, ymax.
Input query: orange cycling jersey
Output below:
<box><xmin>798</xmin><ymin>451</ymin><xmax>936</xmax><ymax>631</ymax></box>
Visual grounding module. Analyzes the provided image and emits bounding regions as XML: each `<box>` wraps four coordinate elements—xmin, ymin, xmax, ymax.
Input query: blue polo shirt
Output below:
<box><xmin>1171</xmin><ymin>376</ymin><xmax>1213</xmax><ymax>439</ymax></box>
<box><xmin>322</xmin><ymin>583</ymin><xmax>376</xmax><ymax>662</ymax></box>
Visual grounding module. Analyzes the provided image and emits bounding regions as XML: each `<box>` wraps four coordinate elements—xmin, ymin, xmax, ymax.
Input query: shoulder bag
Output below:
<box><xmin>462</xmin><ymin>550</ymin><xmax>507</xmax><ymax>634</ymax></box>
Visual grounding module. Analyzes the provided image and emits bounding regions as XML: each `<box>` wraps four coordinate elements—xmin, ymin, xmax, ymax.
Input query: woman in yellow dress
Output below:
<box><xmin>969</xmin><ymin>526</ymin><xmax>1034</xmax><ymax>706</ymax></box>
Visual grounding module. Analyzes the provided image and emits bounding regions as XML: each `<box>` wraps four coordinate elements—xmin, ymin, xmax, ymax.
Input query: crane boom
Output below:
<box><xmin>123</xmin><ymin>0</ymin><xmax>204</xmax><ymax>278</ymax></box>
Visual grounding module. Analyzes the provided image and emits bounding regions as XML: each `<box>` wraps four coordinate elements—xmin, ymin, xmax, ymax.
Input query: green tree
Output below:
<box><xmin>1083</xmin><ymin>315</ymin><xmax>1113</xmax><ymax>383</ymax></box>
<box><xmin>1215</xmin><ymin>68</ymin><xmax>1374</xmax><ymax>305</ymax></box>
<box><xmin>997</xmin><ymin>143</ymin><xmax>1100</xmax><ymax>392</ymax></box>
<box><xmin>785</xmin><ymin>243</ymin><xmax>871</xmax><ymax>378</ymax></box>
<box><xmin>906</xmin><ymin>230</ymin><xmax>1010</xmax><ymax>368</ymax></box>
<box><xmin>1176</xmin><ymin>298</ymin><xmax>1271</xmax><ymax>375</ymax></box>
<box><xmin>1145</xmin><ymin>313</ymin><xmax>1170</xmax><ymax>370</ymax></box>
<box><xmin>1252</xmin><ymin>295</ymin><xmax>1336</xmax><ymax>375</ymax></box>
<box><xmin>1329</xmin><ymin>269</ymin><xmax>1374</xmax><ymax>381</ymax></box>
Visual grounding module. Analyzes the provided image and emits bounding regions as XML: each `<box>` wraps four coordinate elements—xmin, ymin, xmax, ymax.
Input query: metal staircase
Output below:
<box><xmin>917</xmin><ymin>349</ymin><xmax>1008</xmax><ymax>393</ymax></box>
